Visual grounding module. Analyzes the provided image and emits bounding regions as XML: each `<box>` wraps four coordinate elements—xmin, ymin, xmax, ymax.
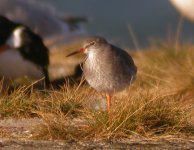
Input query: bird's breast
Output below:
<box><xmin>83</xmin><ymin>50</ymin><xmax>136</xmax><ymax>94</ymax></box>
<box><xmin>83</xmin><ymin>53</ymin><xmax>103</xmax><ymax>82</ymax></box>
<box><xmin>83</xmin><ymin>53</ymin><xmax>118</xmax><ymax>93</ymax></box>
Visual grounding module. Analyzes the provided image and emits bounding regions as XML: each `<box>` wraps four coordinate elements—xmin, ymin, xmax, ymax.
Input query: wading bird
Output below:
<box><xmin>67</xmin><ymin>36</ymin><xmax>137</xmax><ymax>111</ymax></box>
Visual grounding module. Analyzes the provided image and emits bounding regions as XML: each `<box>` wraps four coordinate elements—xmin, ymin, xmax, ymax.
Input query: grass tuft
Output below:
<box><xmin>1</xmin><ymin>43</ymin><xmax>194</xmax><ymax>140</ymax></box>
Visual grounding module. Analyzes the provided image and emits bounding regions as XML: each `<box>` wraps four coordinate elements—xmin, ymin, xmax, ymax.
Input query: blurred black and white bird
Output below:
<box><xmin>0</xmin><ymin>16</ymin><xmax>50</xmax><ymax>87</ymax></box>
<box><xmin>0</xmin><ymin>0</ymin><xmax>87</xmax><ymax>45</ymax></box>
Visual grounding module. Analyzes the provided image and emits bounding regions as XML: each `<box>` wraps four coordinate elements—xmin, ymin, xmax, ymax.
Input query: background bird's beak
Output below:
<box><xmin>0</xmin><ymin>44</ymin><xmax>10</xmax><ymax>53</ymax></box>
<box><xmin>66</xmin><ymin>48</ymin><xmax>85</xmax><ymax>57</ymax></box>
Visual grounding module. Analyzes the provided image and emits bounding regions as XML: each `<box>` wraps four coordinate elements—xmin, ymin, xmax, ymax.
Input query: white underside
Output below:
<box><xmin>170</xmin><ymin>0</ymin><xmax>194</xmax><ymax>21</ymax></box>
<box><xmin>0</xmin><ymin>50</ymin><xmax>43</xmax><ymax>79</ymax></box>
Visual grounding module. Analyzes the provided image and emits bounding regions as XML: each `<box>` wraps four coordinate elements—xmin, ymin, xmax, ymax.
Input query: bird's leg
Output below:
<box><xmin>106</xmin><ymin>94</ymin><xmax>112</xmax><ymax>112</ymax></box>
<box><xmin>42</xmin><ymin>67</ymin><xmax>50</xmax><ymax>88</ymax></box>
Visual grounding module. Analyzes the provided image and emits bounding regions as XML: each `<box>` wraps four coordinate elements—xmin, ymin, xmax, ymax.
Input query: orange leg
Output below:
<box><xmin>106</xmin><ymin>94</ymin><xmax>112</xmax><ymax>112</ymax></box>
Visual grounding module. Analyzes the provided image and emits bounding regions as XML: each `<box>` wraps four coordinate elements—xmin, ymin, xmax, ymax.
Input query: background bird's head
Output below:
<box><xmin>0</xmin><ymin>16</ymin><xmax>25</xmax><ymax>52</ymax></box>
<box><xmin>6</xmin><ymin>26</ymin><xmax>25</xmax><ymax>49</ymax></box>
<box><xmin>0</xmin><ymin>16</ymin><xmax>47</xmax><ymax>54</ymax></box>
<box><xmin>0</xmin><ymin>16</ymin><xmax>49</xmax><ymax>66</ymax></box>
<box><xmin>0</xmin><ymin>16</ymin><xmax>18</xmax><ymax>50</ymax></box>
<box><xmin>6</xmin><ymin>26</ymin><xmax>45</xmax><ymax>50</ymax></box>
<box><xmin>0</xmin><ymin>16</ymin><xmax>50</xmax><ymax>86</ymax></box>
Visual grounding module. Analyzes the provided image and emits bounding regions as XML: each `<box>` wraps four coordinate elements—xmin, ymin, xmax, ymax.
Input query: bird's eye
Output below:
<box><xmin>84</xmin><ymin>41</ymin><xmax>96</xmax><ymax>49</ymax></box>
<box><xmin>88</xmin><ymin>41</ymin><xmax>95</xmax><ymax>46</ymax></box>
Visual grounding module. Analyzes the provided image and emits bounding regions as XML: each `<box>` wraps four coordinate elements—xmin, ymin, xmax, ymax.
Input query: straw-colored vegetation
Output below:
<box><xmin>0</xmin><ymin>42</ymin><xmax>194</xmax><ymax>141</ymax></box>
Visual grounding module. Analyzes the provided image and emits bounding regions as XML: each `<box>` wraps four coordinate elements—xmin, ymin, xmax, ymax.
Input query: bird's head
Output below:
<box><xmin>6</xmin><ymin>26</ymin><xmax>26</xmax><ymax>49</ymax></box>
<box><xmin>0</xmin><ymin>15</ymin><xmax>39</xmax><ymax>53</ymax></box>
<box><xmin>0</xmin><ymin>23</ymin><xmax>44</xmax><ymax>52</ymax></box>
<box><xmin>66</xmin><ymin>36</ymin><xmax>108</xmax><ymax>57</ymax></box>
<box><xmin>6</xmin><ymin>26</ymin><xmax>40</xmax><ymax>49</ymax></box>
<box><xmin>0</xmin><ymin>15</ymin><xmax>28</xmax><ymax>53</ymax></box>
<box><xmin>0</xmin><ymin>16</ymin><xmax>18</xmax><ymax>52</ymax></box>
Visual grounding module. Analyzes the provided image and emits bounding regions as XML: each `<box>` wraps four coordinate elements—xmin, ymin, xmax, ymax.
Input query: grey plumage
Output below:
<box><xmin>67</xmin><ymin>36</ymin><xmax>137</xmax><ymax>111</ymax></box>
<box><xmin>83</xmin><ymin>37</ymin><xmax>137</xmax><ymax>94</ymax></box>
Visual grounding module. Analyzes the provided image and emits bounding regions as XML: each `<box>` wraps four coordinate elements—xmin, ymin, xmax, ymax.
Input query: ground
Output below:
<box><xmin>0</xmin><ymin>118</ymin><xmax>194</xmax><ymax>149</ymax></box>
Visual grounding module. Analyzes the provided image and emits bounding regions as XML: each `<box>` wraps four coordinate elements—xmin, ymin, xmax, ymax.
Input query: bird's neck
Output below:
<box><xmin>87</xmin><ymin>51</ymin><xmax>96</xmax><ymax>60</ymax></box>
<box><xmin>87</xmin><ymin>48</ymin><xmax>101</xmax><ymax>60</ymax></box>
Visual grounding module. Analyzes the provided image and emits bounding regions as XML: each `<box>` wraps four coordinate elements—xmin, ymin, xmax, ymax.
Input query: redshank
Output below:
<box><xmin>67</xmin><ymin>36</ymin><xmax>137</xmax><ymax>111</ymax></box>
<box><xmin>0</xmin><ymin>16</ymin><xmax>50</xmax><ymax>87</ymax></box>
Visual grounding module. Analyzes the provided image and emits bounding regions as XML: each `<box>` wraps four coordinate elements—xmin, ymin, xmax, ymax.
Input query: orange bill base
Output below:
<box><xmin>0</xmin><ymin>45</ymin><xmax>9</xmax><ymax>52</ymax></box>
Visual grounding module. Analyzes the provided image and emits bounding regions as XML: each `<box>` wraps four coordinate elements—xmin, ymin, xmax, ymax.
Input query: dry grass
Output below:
<box><xmin>1</xmin><ymin>42</ymin><xmax>194</xmax><ymax>140</ymax></box>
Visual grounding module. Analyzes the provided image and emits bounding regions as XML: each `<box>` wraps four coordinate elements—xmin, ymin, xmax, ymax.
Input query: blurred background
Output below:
<box><xmin>40</xmin><ymin>0</ymin><xmax>194</xmax><ymax>48</ymax></box>
<box><xmin>1</xmin><ymin>0</ymin><xmax>194</xmax><ymax>86</ymax></box>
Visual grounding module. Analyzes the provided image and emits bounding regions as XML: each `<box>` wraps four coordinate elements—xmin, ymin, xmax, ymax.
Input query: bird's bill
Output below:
<box><xmin>66</xmin><ymin>48</ymin><xmax>85</xmax><ymax>57</ymax></box>
<box><xmin>0</xmin><ymin>44</ymin><xmax>10</xmax><ymax>53</ymax></box>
